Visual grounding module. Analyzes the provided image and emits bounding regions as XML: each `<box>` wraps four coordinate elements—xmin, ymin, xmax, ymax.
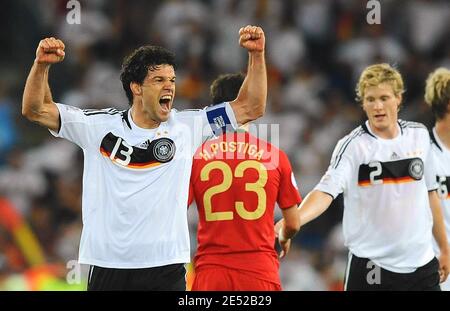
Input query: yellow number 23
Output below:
<box><xmin>200</xmin><ymin>160</ymin><xmax>268</xmax><ymax>221</ymax></box>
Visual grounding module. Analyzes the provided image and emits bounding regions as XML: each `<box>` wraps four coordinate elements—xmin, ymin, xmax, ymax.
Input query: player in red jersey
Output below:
<box><xmin>188</xmin><ymin>73</ymin><xmax>301</xmax><ymax>291</ymax></box>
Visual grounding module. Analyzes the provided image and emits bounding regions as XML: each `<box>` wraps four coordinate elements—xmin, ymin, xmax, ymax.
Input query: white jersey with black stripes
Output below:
<box><xmin>49</xmin><ymin>103</ymin><xmax>237</xmax><ymax>268</ymax></box>
<box><xmin>430</xmin><ymin>128</ymin><xmax>450</xmax><ymax>255</ymax></box>
<box><xmin>315</xmin><ymin>120</ymin><xmax>437</xmax><ymax>273</ymax></box>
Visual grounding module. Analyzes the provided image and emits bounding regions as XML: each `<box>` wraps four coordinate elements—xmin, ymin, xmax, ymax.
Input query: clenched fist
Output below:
<box><xmin>239</xmin><ymin>25</ymin><xmax>265</xmax><ymax>53</ymax></box>
<box><xmin>35</xmin><ymin>37</ymin><xmax>65</xmax><ymax>65</ymax></box>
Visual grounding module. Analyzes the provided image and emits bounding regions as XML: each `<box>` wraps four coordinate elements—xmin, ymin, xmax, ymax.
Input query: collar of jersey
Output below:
<box><xmin>127</xmin><ymin>109</ymin><xmax>161</xmax><ymax>135</ymax></box>
<box><xmin>365</xmin><ymin>120</ymin><xmax>401</xmax><ymax>142</ymax></box>
<box><xmin>433</xmin><ymin>127</ymin><xmax>449</xmax><ymax>154</ymax></box>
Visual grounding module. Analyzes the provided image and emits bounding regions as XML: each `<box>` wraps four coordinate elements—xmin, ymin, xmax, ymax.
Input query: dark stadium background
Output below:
<box><xmin>0</xmin><ymin>0</ymin><xmax>448</xmax><ymax>290</ymax></box>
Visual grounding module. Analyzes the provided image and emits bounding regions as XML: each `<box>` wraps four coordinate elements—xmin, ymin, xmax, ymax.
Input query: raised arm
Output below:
<box><xmin>22</xmin><ymin>37</ymin><xmax>65</xmax><ymax>132</ymax></box>
<box><xmin>230</xmin><ymin>25</ymin><xmax>267</xmax><ymax>125</ymax></box>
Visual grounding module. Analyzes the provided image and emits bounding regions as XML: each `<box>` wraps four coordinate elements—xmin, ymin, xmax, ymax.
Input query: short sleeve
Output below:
<box><xmin>49</xmin><ymin>103</ymin><xmax>91</xmax><ymax>149</ymax></box>
<box><xmin>277</xmin><ymin>151</ymin><xmax>302</xmax><ymax>209</ymax></box>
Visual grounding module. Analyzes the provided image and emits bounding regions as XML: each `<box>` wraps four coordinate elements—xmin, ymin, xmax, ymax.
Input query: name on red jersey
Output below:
<box><xmin>198</xmin><ymin>141</ymin><xmax>265</xmax><ymax>161</ymax></box>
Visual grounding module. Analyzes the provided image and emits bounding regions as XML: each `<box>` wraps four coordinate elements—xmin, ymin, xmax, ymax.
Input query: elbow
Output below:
<box><xmin>22</xmin><ymin>105</ymin><xmax>33</xmax><ymax>120</ymax></box>
<box><xmin>22</xmin><ymin>105</ymin><xmax>32</xmax><ymax>119</ymax></box>
<box><xmin>21</xmin><ymin>104</ymin><xmax>39</xmax><ymax>122</ymax></box>
<box><xmin>285</xmin><ymin>220</ymin><xmax>301</xmax><ymax>237</ymax></box>
<box><xmin>246</xmin><ymin>102</ymin><xmax>265</xmax><ymax>121</ymax></box>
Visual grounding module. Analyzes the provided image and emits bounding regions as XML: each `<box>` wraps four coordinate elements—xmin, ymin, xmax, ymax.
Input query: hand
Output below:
<box><xmin>274</xmin><ymin>219</ymin><xmax>290</xmax><ymax>259</ymax></box>
<box><xmin>239</xmin><ymin>25</ymin><xmax>265</xmax><ymax>53</ymax></box>
<box><xmin>279</xmin><ymin>237</ymin><xmax>291</xmax><ymax>259</ymax></box>
<box><xmin>35</xmin><ymin>37</ymin><xmax>65</xmax><ymax>65</ymax></box>
<box><xmin>438</xmin><ymin>252</ymin><xmax>450</xmax><ymax>283</ymax></box>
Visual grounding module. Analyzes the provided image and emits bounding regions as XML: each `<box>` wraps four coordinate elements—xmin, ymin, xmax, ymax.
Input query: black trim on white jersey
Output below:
<box><xmin>57</xmin><ymin>113</ymin><xmax>62</xmax><ymax>134</ymax></box>
<box><xmin>398</xmin><ymin>121</ymin><xmax>404</xmax><ymax>135</ymax></box>
<box><xmin>429</xmin><ymin>129</ymin><xmax>443</xmax><ymax>152</ymax></box>
<box><xmin>398</xmin><ymin>120</ymin><xmax>427</xmax><ymax>130</ymax></box>
<box><xmin>331</xmin><ymin>127</ymin><xmax>363</xmax><ymax>169</ymax></box>
<box><xmin>121</xmin><ymin>109</ymin><xmax>132</xmax><ymax>130</ymax></box>
<box><xmin>83</xmin><ymin>108</ymin><xmax>122</xmax><ymax>116</ymax></box>
<box><xmin>361</xmin><ymin>123</ymin><xmax>376</xmax><ymax>139</ymax></box>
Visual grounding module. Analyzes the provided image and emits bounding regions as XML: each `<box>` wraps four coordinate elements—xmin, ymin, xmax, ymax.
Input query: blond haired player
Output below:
<box><xmin>425</xmin><ymin>67</ymin><xmax>450</xmax><ymax>291</ymax></box>
<box><xmin>277</xmin><ymin>64</ymin><xmax>449</xmax><ymax>290</ymax></box>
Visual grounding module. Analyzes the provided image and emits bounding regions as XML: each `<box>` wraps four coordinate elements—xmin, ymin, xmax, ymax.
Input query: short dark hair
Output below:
<box><xmin>120</xmin><ymin>45</ymin><xmax>177</xmax><ymax>105</ymax></box>
<box><xmin>210</xmin><ymin>73</ymin><xmax>245</xmax><ymax>105</ymax></box>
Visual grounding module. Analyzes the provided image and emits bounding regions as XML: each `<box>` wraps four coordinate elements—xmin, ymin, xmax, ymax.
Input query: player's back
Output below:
<box><xmin>190</xmin><ymin>131</ymin><xmax>297</xmax><ymax>282</ymax></box>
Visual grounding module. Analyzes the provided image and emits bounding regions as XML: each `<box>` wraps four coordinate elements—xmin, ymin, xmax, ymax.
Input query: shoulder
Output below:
<box><xmin>56</xmin><ymin>104</ymin><xmax>127</xmax><ymax>126</ymax></box>
<box><xmin>335</xmin><ymin>125</ymin><xmax>366</xmax><ymax>149</ymax></box>
<box><xmin>81</xmin><ymin>107</ymin><xmax>125</xmax><ymax>121</ymax></box>
<box><xmin>330</xmin><ymin>126</ymin><xmax>365</xmax><ymax>168</ymax></box>
<box><xmin>168</xmin><ymin>108</ymin><xmax>206</xmax><ymax>126</ymax></box>
<box><xmin>398</xmin><ymin>119</ymin><xmax>430</xmax><ymax>141</ymax></box>
<box><xmin>398</xmin><ymin>119</ymin><xmax>427</xmax><ymax>131</ymax></box>
<box><xmin>398</xmin><ymin>120</ymin><xmax>428</xmax><ymax>137</ymax></box>
<box><xmin>171</xmin><ymin>108</ymin><xmax>205</xmax><ymax>118</ymax></box>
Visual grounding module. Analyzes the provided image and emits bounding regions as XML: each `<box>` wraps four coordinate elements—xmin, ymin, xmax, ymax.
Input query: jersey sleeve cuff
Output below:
<box><xmin>48</xmin><ymin>103</ymin><xmax>63</xmax><ymax>137</ymax></box>
<box><xmin>313</xmin><ymin>185</ymin><xmax>338</xmax><ymax>200</ymax></box>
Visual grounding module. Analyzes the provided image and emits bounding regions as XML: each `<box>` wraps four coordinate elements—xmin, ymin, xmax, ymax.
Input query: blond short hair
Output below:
<box><xmin>356</xmin><ymin>64</ymin><xmax>405</xmax><ymax>105</ymax></box>
<box><xmin>424</xmin><ymin>67</ymin><xmax>450</xmax><ymax>120</ymax></box>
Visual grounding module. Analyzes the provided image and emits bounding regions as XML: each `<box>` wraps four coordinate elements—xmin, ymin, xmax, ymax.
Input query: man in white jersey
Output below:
<box><xmin>277</xmin><ymin>64</ymin><xmax>449</xmax><ymax>290</ymax></box>
<box><xmin>425</xmin><ymin>67</ymin><xmax>450</xmax><ymax>291</ymax></box>
<box><xmin>21</xmin><ymin>25</ymin><xmax>267</xmax><ymax>290</ymax></box>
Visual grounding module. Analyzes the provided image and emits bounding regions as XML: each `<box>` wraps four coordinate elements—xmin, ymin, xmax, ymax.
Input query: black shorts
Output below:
<box><xmin>344</xmin><ymin>253</ymin><xmax>440</xmax><ymax>291</ymax></box>
<box><xmin>87</xmin><ymin>263</ymin><xmax>186</xmax><ymax>291</ymax></box>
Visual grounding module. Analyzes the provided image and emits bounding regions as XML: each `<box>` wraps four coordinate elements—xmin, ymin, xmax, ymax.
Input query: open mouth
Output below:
<box><xmin>159</xmin><ymin>95</ymin><xmax>172</xmax><ymax>111</ymax></box>
<box><xmin>374</xmin><ymin>114</ymin><xmax>386</xmax><ymax>120</ymax></box>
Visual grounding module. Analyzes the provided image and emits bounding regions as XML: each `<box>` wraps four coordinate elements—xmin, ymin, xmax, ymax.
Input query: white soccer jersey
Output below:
<box><xmin>430</xmin><ymin>128</ymin><xmax>450</xmax><ymax>255</ymax></box>
<box><xmin>50</xmin><ymin>103</ymin><xmax>237</xmax><ymax>268</ymax></box>
<box><xmin>315</xmin><ymin>120</ymin><xmax>438</xmax><ymax>273</ymax></box>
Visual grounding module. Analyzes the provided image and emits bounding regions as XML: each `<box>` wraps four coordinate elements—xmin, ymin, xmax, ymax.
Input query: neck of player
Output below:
<box><xmin>131</xmin><ymin>104</ymin><xmax>160</xmax><ymax>129</ymax></box>
<box><xmin>369</xmin><ymin>121</ymin><xmax>399</xmax><ymax>139</ymax></box>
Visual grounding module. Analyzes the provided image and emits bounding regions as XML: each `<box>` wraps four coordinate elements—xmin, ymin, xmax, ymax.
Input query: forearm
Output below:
<box><xmin>430</xmin><ymin>192</ymin><xmax>449</xmax><ymax>254</ymax></box>
<box><xmin>43</xmin><ymin>66</ymin><xmax>53</xmax><ymax>104</ymax></box>
<box><xmin>280</xmin><ymin>205</ymin><xmax>300</xmax><ymax>240</ymax></box>
<box><xmin>245</xmin><ymin>51</ymin><xmax>266</xmax><ymax>119</ymax></box>
<box><xmin>22</xmin><ymin>62</ymin><xmax>51</xmax><ymax>117</ymax></box>
<box><xmin>233</xmin><ymin>52</ymin><xmax>266</xmax><ymax>124</ymax></box>
<box><xmin>299</xmin><ymin>190</ymin><xmax>333</xmax><ymax>226</ymax></box>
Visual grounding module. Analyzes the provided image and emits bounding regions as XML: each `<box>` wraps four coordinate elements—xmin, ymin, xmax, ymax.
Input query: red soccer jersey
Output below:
<box><xmin>189</xmin><ymin>131</ymin><xmax>302</xmax><ymax>285</ymax></box>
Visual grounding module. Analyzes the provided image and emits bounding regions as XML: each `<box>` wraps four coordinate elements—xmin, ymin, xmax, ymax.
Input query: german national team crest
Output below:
<box><xmin>408</xmin><ymin>158</ymin><xmax>424</xmax><ymax>180</ymax></box>
<box><xmin>152</xmin><ymin>138</ymin><xmax>176</xmax><ymax>163</ymax></box>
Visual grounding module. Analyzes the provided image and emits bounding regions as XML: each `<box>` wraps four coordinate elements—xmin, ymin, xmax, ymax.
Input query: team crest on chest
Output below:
<box><xmin>408</xmin><ymin>158</ymin><xmax>424</xmax><ymax>180</ymax></box>
<box><xmin>153</xmin><ymin>138</ymin><xmax>176</xmax><ymax>163</ymax></box>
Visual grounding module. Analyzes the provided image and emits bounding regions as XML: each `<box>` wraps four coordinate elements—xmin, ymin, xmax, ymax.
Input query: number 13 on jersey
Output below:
<box><xmin>200</xmin><ymin>160</ymin><xmax>268</xmax><ymax>221</ymax></box>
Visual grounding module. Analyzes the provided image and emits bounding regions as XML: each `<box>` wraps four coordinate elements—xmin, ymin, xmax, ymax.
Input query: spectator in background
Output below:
<box><xmin>0</xmin><ymin>149</ymin><xmax>46</xmax><ymax>216</ymax></box>
<box><xmin>0</xmin><ymin>82</ymin><xmax>17</xmax><ymax>165</ymax></box>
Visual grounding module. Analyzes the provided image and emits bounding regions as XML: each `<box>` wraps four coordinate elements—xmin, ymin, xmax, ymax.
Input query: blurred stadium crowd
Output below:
<box><xmin>0</xmin><ymin>0</ymin><xmax>449</xmax><ymax>290</ymax></box>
